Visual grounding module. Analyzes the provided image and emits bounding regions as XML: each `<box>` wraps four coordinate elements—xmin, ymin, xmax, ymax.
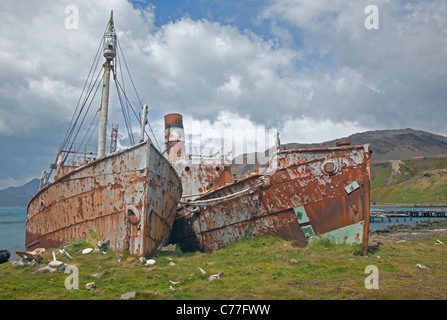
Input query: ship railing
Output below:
<box><xmin>59</xmin><ymin>143</ymin><xmax>98</xmax><ymax>168</ymax></box>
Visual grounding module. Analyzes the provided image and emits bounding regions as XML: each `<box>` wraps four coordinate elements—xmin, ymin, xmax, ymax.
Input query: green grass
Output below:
<box><xmin>1</xmin><ymin>234</ymin><xmax>446</xmax><ymax>300</ymax></box>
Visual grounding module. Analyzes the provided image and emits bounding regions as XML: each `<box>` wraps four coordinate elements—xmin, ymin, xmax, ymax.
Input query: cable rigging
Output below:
<box><xmin>47</xmin><ymin>17</ymin><xmax>163</xmax><ymax>183</ymax></box>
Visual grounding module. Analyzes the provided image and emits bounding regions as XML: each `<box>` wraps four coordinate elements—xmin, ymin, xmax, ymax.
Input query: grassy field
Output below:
<box><xmin>1</xmin><ymin>227</ymin><xmax>446</xmax><ymax>300</ymax></box>
<box><xmin>371</xmin><ymin>154</ymin><xmax>447</xmax><ymax>205</ymax></box>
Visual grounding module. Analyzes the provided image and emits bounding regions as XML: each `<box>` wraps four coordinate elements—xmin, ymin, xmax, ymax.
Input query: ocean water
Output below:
<box><xmin>369</xmin><ymin>216</ymin><xmax>445</xmax><ymax>231</ymax></box>
<box><xmin>369</xmin><ymin>205</ymin><xmax>447</xmax><ymax>231</ymax></box>
<box><xmin>0</xmin><ymin>207</ymin><xmax>27</xmax><ymax>260</ymax></box>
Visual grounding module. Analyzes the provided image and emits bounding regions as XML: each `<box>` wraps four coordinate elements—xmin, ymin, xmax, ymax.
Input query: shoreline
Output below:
<box><xmin>369</xmin><ymin>219</ymin><xmax>447</xmax><ymax>244</ymax></box>
<box><xmin>371</xmin><ymin>204</ymin><xmax>447</xmax><ymax>208</ymax></box>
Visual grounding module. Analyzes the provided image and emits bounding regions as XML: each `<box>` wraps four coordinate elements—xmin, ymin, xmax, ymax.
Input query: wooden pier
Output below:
<box><xmin>370</xmin><ymin>207</ymin><xmax>447</xmax><ymax>221</ymax></box>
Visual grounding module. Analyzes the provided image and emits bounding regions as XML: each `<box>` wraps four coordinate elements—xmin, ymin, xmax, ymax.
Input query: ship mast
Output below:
<box><xmin>97</xmin><ymin>11</ymin><xmax>116</xmax><ymax>158</ymax></box>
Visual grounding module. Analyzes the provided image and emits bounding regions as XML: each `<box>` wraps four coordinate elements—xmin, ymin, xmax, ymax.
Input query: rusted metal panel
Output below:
<box><xmin>171</xmin><ymin>144</ymin><xmax>371</xmax><ymax>254</ymax></box>
<box><xmin>26</xmin><ymin>141</ymin><xmax>182</xmax><ymax>258</ymax></box>
<box><xmin>143</xmin><ymin>143</ymin><xmax>183</xmax><ymax>256</ymax></box>
<box><xmin>174</xmin><ymin>159</ymin><xmax>232</xmax><ymax>198</ymax></box>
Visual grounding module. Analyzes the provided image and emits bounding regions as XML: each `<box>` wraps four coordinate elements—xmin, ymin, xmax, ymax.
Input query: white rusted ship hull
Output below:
<box><xmin>26</xmin><ymin>141</ymin><xmax>182</xmax><ymax>257</ymax></box>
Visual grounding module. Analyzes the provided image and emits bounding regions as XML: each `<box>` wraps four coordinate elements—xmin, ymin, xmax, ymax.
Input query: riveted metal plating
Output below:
<box><xmin>171</xmin><ymin>143</ymin><xmax>371</xmax><ymax>255</ymax></box>
<box><xmin>26</xmin><ymin>141</ymin><xmax>183</xmax><ymax>258</ymax></box>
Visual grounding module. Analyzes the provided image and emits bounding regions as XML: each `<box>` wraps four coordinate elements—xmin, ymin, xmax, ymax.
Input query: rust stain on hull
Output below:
<box><xmin>26</xmin><ymin>141</ymin><xmax>182</xmax><ymax>258</ymax></box>
<box><xmin>171</xmin><ymin>143</ymin><xmax>371</xmax><ymax>254</ymax></box>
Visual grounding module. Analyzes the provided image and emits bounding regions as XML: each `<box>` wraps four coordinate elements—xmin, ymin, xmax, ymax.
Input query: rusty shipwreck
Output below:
<box><xmin>167</xmin><ymin>114</ymin><xmax>371</xmax><ymax>254</ymax></box>
<box><xmin>26</xmin><ymin>12</ymin><xmax>182</xmax><ymax>257</ymax></box>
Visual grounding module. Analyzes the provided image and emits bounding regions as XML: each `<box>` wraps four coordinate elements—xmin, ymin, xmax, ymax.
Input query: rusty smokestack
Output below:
<box><xmin>164</xmin><ymin>113</ymin><xmax>185</xmax><ymax>163</ymax></box>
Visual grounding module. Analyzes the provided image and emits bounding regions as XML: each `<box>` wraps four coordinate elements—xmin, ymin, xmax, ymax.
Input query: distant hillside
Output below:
<box><xmin>0</xmin><ymin>178</ymin><xmax>39</xmax><ymax>207</ymax></box>
<box><xmin>371</xmin><ymin>155</ymin><xmax>447</xmax><ymax>205</ymax></box>
<box><xmin>232</xmin><ymin>129</ymin><xmax>447</xmax><ymax>176</ymax></box>
<box><xmin>3</xmin><ymin>129</ymin><xmax>447</xmax><ymax>207</ymax></box>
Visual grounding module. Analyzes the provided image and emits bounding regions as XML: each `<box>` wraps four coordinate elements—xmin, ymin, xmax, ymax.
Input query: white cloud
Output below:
<box><xmin>1</xmin><ymin>0</ymin><xmax>447</xmax><ymax>188</ymax></box>
<box><xmin>281</xmin><ymin>117</ymin><xmax>369</xmax><ymax>144</ymax></box>
<box><xmin>260</xmin><ymin>0</ymin><xmax>447</xmax><ymax>133</ymax></box>
<box><xmin>138</xmin><ymin>16</ymin><xmax>304</xmax><ymax>126</ymax></box>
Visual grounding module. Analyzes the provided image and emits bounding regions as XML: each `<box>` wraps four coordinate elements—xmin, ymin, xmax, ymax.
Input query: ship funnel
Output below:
<box><xmin>164</xmin><ymin>113</ymin><xmax>185</xmax><ymax>164</ymax></box>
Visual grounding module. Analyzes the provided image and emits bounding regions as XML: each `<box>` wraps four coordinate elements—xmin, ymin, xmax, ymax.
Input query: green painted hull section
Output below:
<box><xmin>308</xmin><ymin>221</ymin><xmax>365</xmax><ymax>245</ymax></box>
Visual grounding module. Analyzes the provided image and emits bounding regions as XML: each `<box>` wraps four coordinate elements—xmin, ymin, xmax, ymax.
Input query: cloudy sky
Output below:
<box><xmin>1</xmin><ymin>0</ymin><xmax>446</xmax><ymax>189</ymax></box>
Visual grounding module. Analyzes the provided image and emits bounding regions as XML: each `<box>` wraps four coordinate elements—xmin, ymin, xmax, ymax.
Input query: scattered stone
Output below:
<box><xmin>340</xmin><ymin>285</ymin><xmax>354</xmax><ymax>291</ymax></box>
<box><xmin>90</xmin><ymin>268</ymin><xmax>115</xmax><ymax>278</ymax></box>
<box><xmin>90</xmin><ymin>273</ymin><xmax>102</xmax><ymax>278</ymax></box>
<box><xmin>130</xmin><ymin>259</ymin><xmax>140</xmax><ymax>267</ymax></box>
<box><xmin>34</xmin><ymin>266</ymin><xmax>56</xmax><ymax>275</ymax></box>
<box><xmin>289</xmin><ymin>258</ymin><xmax>298</xmax><ymax>264</ymax></box>
<box><xmin>416</xmin><ymin>264</ymin><xmax>427</xmax><ymax>270</ymax></box>
<box><xmin>16</xmin><ymin>249</ymin><xmax>44</xmax><ymax>263</ymax></box>
<box><xmin>22</xmin><ymin>258</ymin><xmax>39</xmax><ymax>266</ymax></box>
<box><xmin>139</xmin><ymin>257</ymin><xmax>156</xmax><ymax>265</ymax></box>
<box><xmin>55</xmin><ymin>249</ymin><xmax>73</xmax><ymax>259</ymax></box>
<box><xmin>161</xmin><ymin>244</ymin><xmax>176</xmax><ymax>252</ymax></box>
<box><xmin>82</xmin><ymin>248</ymin><xmax>93</xmax><ymax>254</ymax></box>
<box><xmin>145</xmin><ymin>259</ymin><xmax>156</xmax><ymax>266</ymax></box>
<box><xmin>11</xmin><ymin>257</ymin><xmax>40</xmax><ymax>267</ymax></box>
<box><xmin>120</xmin><ymin>291</ymin><xmax>136</xmax><ymax>300</ymax></box>
<box><xmin>208</xmin><ymin>271</ymin><xmax>223</xmax><ymax>282</ymax></box>
<box><xmin>48</xmin><ymin>260</ymin><xmax>66</xmax><ymax>271</ymax></box>
<box><xmin>168</xmin><ymin>261</ymin><xmax>177</xmax><ymax>267</ymax></box>
<box><xmin>86</xmin><ymin>282</ymin><xmax>96</xmax><ymax>290</ymax></box>
<box><xmin>10</xmin><ymin>260</ymin><xmax>22</xmax><ymax>267</ymax></box>
<box><xmin>95</xmin><ymin>240</ymin><xmax>110</xmax><ymax>253</ymax></box>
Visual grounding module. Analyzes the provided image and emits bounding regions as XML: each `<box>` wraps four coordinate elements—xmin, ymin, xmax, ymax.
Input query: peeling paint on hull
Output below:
<box><xmin>26</xmin><ymin>141</ymin><xmax>182</xmax><ymax>258</ymax></box>
<box><xmin>171</xmin><ymin>144</ymin><xmax>371</xmax><ymax>254</ymax></box>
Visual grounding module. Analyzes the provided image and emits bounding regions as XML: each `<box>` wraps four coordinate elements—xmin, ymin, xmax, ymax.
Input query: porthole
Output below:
<box><xmin>126</xmin><ymin>205</ymin><xmax>140</xmax><ymax>225</ymax></box>
<box><xmin>322</xmin><ymin>160</ymin><xmax>338</xmax><ymax>175</ymax></box>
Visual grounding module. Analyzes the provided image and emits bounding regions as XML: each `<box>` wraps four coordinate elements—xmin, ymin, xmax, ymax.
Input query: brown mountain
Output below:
<box><xmin>232</xmin><ymin>128</ymin><xmax>447</xmax><ymax>176</ymax></box>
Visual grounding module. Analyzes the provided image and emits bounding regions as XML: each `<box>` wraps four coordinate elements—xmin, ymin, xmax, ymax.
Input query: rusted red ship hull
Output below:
<box><xmin>26</xmin><ymin>141</ymin><xmax>182</xmax><ymax>257</ymax></box>
<box><xmin>171</xmin><ymin>144</ymin><xmax>371</xmax><ymax>253</ymax></box>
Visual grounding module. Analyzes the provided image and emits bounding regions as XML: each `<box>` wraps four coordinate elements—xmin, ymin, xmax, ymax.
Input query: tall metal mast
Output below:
<box><xmin>97</xmin><ymin>11</ymin><xmax>116</xmax><ymax>158</ymax></box>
